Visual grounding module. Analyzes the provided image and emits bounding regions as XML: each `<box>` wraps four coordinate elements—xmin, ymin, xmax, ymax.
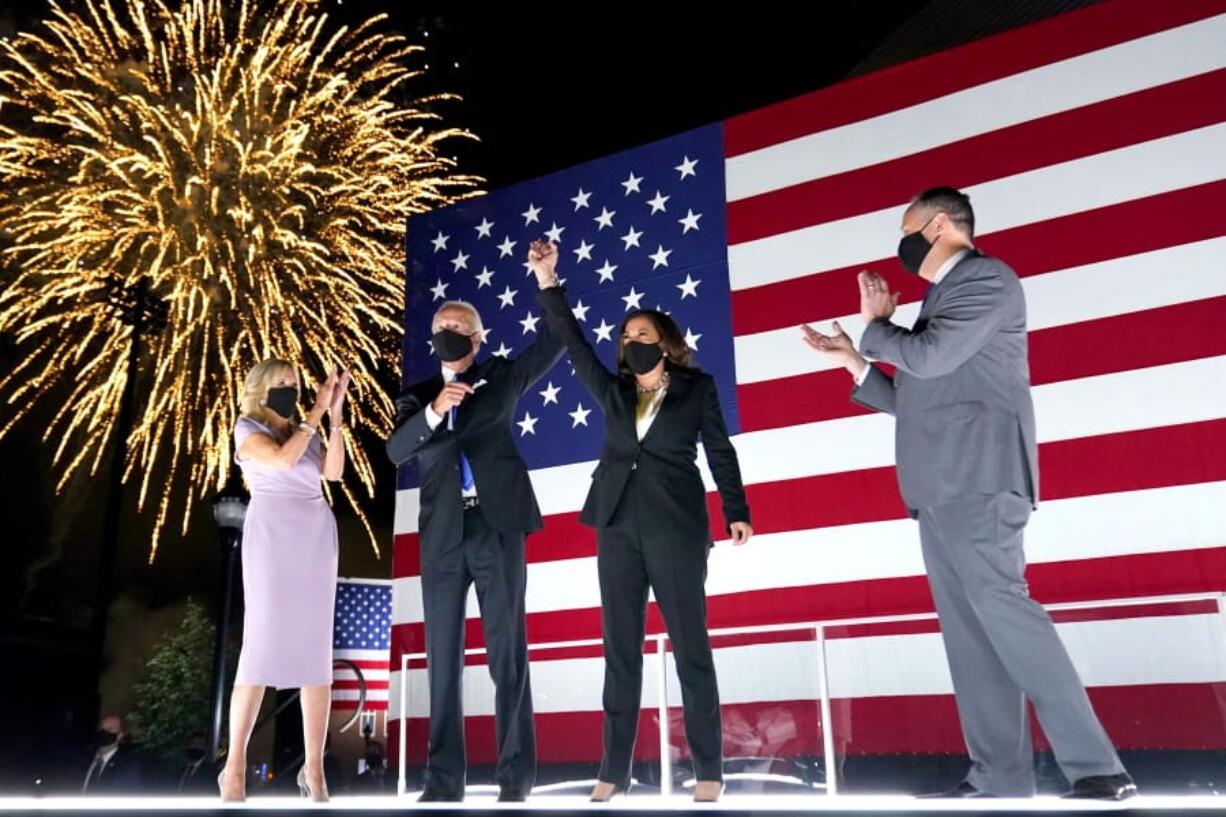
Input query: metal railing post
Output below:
<box><xmin>656</xmin><ymin>635</ymin><xmax>672</xmax><ymax>796</ymax></box>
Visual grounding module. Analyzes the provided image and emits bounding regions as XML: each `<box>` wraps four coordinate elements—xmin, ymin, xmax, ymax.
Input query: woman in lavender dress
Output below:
<box><xmin>217</xmin><ymin>359</ymin><xmax>350</xmax><ymax>803</ymax></box>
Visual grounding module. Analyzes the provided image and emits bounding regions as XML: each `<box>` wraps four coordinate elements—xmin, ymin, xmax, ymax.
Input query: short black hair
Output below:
<box><xmin>911</xmin><ymin>186</ymin><xmax>975</xmax><ymax>237</ymax></box>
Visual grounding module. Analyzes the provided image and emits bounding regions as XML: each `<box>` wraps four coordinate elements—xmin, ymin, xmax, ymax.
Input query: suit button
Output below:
<box><xmin>631</xmin><ymin>462</ymin><xmax>638</xmax><ymax>470</ymax></box>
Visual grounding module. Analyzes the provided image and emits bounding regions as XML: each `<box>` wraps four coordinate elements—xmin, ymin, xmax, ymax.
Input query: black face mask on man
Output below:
<box><xmin>431</xmin><ymin>329</ymin><xmax>475</xmax><ymax>363</ymax></box>
<box><xmin>95</xmin><ymin>729</ymin><xmax>119</xmax><ymax>750</ymax></box>
<box><xmin>623</xmin><ymin>341</ymin><xmax>664</xmax><ymax>375</ymax></box>
<box><xmin>264</xmin><ymin>386</ymin><xmax>298</xmax><ymax>419</ymax></box>
<box><xmin>897</xmin><ymin>214</ymin><xmax>937</xmax><ymax>275</ymax></box>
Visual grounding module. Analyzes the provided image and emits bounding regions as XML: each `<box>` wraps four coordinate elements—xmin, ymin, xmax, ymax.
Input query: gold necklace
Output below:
<box><xmin>635</xmin><ymin>371</ymin><xmax>670</xmax><ymax>393</ymax></box>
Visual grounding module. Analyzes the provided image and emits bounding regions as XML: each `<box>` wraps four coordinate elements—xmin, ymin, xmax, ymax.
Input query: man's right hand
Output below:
<box><xmin>801</xmin><ymin>321</ymin><xmax>869</xmax><ymax>378</ymax></box>
<box><xmin>431</xmin><ymin>381</ymin><xmax>475</xmax><ymax>415</ymax></box>
<box><xmin>527</xmin><ymin>239</ymin><xmax>560</xmax><ymax>289</ymax></box>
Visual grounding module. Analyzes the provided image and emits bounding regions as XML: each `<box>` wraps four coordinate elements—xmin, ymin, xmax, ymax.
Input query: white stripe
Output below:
<box><xmin>392</xmin><ymin>481</ymin><xmax>1226</xmax><ymax>625</ymax></box>
<box><xmin>332</xmin><ymin>689</ymin><xmax>390</xmax><ymax>702</ymax></box>
<box><xmin>334</xmin><ymin>668</ymin><xmax>390</xmax><ymax>683</ymax></box>
<box><xmin>333</xmin><ymin>649</ymin><xmax>391</xmax><ymax>662</ymax></box>
<box><xmin>725</xmin><ymin>14</ymin><xmax>1226</xmax><ymax>200</ymax></box>
<box><xmin>728</xmin><ymin>123</ymin><xmax>1226</xmax><ymax>291</ymax></box>
<box><xmin>394</xmin><ymin>356</ymin><xmax>1226</xmax><ymax>536</ymax></box>
<box><xmin>388</xmin><ymin>612</ymin><xmax>1226</xmax><ymax>718</ymax></box>
<box><xmin>733</xmin><ymin>237</ymin><xmax>1226</xmax><ymax>383</ymax></box>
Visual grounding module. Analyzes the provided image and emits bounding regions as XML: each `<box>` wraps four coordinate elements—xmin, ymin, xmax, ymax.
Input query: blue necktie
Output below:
<box><xmin>449</xmin><ymin>406</ymin><xmax>475</xmax><ymax>492</ymax></box>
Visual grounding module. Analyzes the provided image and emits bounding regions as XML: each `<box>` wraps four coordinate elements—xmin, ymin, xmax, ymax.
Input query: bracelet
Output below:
<box><xmin>297</xmin><ymin>422</ymin><xmax>317</xmax><ymax>437</ymax></box>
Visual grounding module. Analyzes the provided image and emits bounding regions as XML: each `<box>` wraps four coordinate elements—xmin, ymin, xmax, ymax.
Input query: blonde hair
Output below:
<box><xmin>240</xmin><ymin>358</ymin><xmax>297</xmax><ymax>420</ymax></box>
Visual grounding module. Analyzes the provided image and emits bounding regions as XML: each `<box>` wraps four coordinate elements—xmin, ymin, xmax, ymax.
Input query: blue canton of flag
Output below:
<box><xmin>333</xmin><ymin>580</ymin><xmax>392</xmax><ymax>652</ymax></box>
<box><xmin>400</xmin><ymin>124</ymin><xmax>737</xmax><ymax>488</ymax></box>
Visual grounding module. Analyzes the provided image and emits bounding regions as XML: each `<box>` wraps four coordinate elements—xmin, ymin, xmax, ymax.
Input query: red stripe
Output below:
<box><xmin>723</xmin><ymin>0</ymin><xmax>1226</xmax><ymax>156</ymax></box>
<box><xmin>730</xmin><ymin>179</ymin><xmax>1226</xmax><ymax>336</ymax></box>
<box><xmin>387</xmin><ymin>682</ymin><xmax>1226</xmax><ymax>764</ymax></box>
<box><xmin>394</xmin><ymin>419</ymin><xmax>1226</xmax><ymax>579</ymax></box>
<box><xmin>336</xmin><ymin>659</ymin><xmax>389</xmax><ymax>670</ymax></box>
<box><xmin>392</xmin><ymin>546</ymin><xmax>1226</xmax><ymax>658</ymax></box>
<box><xmin>739</xmin><ymin>294</ymin><xmax>1226</xmax><ymax>432</ymax></box>
<box><xmin>332</xmin><ymin>680</ymin><xmax>390</xmax><ymax>690</ymax></box>
<box><xmin>393</xmin><ymin>532</ymin><xmax>421</xmax><ymax>580</ymax></box>
<box><xmin>728</xmin><ymin>69</ymin><xmax>1226</xmax><ymax>244</ymax></box>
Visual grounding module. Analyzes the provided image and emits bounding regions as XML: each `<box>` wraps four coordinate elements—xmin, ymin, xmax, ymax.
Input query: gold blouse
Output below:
<box><xmin>635</xmin><ymin>385</ymin><xmax>667</xmax><ymax>441</ymax></box>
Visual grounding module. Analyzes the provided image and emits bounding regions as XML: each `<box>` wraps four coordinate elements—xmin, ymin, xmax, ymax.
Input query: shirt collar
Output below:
<box><xmin>933</xmin><ymin>248</ymin><xmax>971</xmax><ymax>285</ymax></box>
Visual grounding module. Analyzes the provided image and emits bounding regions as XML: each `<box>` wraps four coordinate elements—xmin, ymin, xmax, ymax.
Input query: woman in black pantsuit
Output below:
<box><xmin>528</xmin><ymin>241</ymin><xmax>752</xmax><ymax>803</ymax></box>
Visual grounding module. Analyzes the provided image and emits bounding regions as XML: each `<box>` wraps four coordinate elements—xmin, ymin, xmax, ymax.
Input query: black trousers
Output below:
<box><xmin>420</xmin><ymin>506</ymin><xmax>536</xmax><ymax>797</ymax></box>
<box><xmin>596</xmin><ymin>476</ymin><xmax>722</xmax><ymax>786</ymax></box>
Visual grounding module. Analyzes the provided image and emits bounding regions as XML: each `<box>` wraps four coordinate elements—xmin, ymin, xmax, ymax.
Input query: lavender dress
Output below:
<box><xmin>233</xmin><ymin>416</ymin><xmax>338</xmax><ymax>689</ymax></box>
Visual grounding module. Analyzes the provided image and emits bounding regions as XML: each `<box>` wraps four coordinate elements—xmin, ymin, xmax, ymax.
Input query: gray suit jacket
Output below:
<box><xmin>853</xmin><ymin>252</ymin><xmax>1039</xmax><ymax>514</ymax></box>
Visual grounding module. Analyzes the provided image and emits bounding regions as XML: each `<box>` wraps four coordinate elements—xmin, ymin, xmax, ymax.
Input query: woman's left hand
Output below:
<box><xmin>729</xmin><ymin>521</ymin><xmax>753</xmax><ymax>546</ymax></box>
<box><xmin>329</xmin><ymin>368</ymin><xmax>351</xmax><ymax>418</ymax></box>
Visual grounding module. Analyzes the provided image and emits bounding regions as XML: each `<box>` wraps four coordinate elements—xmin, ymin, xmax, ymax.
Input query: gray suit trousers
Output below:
<box><xmin>918</xmin><ymin>491</ymin><xmax>1124</xmax><ymax>795</ymax></box>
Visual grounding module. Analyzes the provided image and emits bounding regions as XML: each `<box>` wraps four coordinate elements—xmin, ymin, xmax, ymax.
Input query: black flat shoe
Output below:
<box><xmin>1063</xmin><ymin>773</ymin><xmax>1137</xmax><ymax>801</ymax></box>
<box><xmin>498</xmin><ymin>789</ymin><xmax>528</xmax><ymax>802</ymax></box>
<box><xmin>418</xmin><ymin>788</ymin><xmax>465</xmax><ymax>802</ymax></box>
<box><xmin>917</xmin><ymin>780</ymin><xmax>998</xmax><ymax>799</ymax></box>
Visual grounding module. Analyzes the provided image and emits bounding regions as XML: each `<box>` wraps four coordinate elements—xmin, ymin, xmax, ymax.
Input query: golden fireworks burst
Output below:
<box><xmin>0</xmin><ymin>0</ymin><xmax>478</xmax><ymax>558</ymax></box>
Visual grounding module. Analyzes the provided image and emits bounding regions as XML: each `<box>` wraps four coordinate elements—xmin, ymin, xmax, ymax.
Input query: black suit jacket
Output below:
<box><xmin>385</xmin><ymin>320</ymin><xmax>564</xmax><ymax>553</ymax></box>
<box><xmin>537</xmin><ymin>286</ymin><xmax>749</xmax><ymax>544</ymax></box>
<box><xmin>82</xmin><ymin>743</ymin><xmax>145</xmax><ymax>794</ymax></box>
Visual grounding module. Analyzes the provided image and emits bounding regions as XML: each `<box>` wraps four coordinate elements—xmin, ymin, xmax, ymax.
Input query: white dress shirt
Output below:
<box><xmin>424</xmin><ymin>367</ymin><xmax>478</xmax><ymax>498</ymax></box>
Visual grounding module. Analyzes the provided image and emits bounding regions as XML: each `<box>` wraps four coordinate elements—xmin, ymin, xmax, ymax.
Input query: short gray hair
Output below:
<box><xmin>432</xmin><ymin>300</ymin><xmax>485</xmax><ymax>338</ymax></box>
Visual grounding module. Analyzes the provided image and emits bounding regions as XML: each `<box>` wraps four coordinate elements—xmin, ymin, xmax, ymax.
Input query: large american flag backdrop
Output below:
<box><xmin>389</xmin><ymin>0</ymin><xmax>1226</xmax><ymax>766</ymax></box>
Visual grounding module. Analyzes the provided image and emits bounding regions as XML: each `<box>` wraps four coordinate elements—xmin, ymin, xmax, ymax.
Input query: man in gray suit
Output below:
<box><xmin>801</xmin><ymin>187</ymin><xmax>1135</xmax><ymax>800</ymax></box>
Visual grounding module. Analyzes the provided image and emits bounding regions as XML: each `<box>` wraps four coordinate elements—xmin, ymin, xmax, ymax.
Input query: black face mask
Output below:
<box><xmin>897</xmin><ymin>215</ymin><xmax>937</xmax><ymax>275</ymax></box>
<box><xmin>264</xmin><ymin>386</ymin><xmax>298</xmax><ymax>419</ymax></box>
<box><xmin>431</xmin><ymin>329</ymin><xmax>474</xmax><ymax>363</ymax></box>
<box><xmin>95</xmin><ymin>729</ymin><xmax>119</xmax><ymax>750</ymax></box>
<box><xmin>623</xmin><ymin>341</ymin><xmax>664</xmax><ymax>375</ymax></box>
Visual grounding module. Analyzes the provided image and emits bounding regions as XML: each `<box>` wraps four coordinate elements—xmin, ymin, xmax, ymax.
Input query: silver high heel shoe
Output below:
<box><xmin>217</xmin><ymin>769</ymin><xmax>246</xmax><ymax>802</ymax></box>
<box><xmin>297</xmin><ymin>765</ymin><xmax>329</xmax><ymax>802</ymax></box>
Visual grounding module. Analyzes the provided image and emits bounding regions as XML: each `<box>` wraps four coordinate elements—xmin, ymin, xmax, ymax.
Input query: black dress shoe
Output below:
<box><xmin>1063</xmin><ymin>773</ymin><xmax>1137</xmax><ymax>801</ymax></box>
<box><xmin>418</xmin><ymin>788</ymin><xmax>464</xmax><ymax>802</ymax></box>
<box><xmin>917</xmin><ymin>780</ymin><xmax>998</xmax><ymax>799</ymax></box>
<box><xmin>497</xmin><ymin>789</ymin><xmax>528</xmax><ymax>802</ymax></box>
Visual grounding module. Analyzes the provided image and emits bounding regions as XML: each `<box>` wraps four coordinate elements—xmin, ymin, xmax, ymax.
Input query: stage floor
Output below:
<box><xmin>2</xmin><ymin>794</ymin><xmax>1226</xmax><ymax>816</ymax></box>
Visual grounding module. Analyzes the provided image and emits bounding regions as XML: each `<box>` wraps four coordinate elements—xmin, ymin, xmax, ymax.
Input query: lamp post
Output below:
<box><xmin>208</xmin><ymin>473</ymin><xmax>248</xmax><ymax>759</ymax></box>
<box><xmin>89</xmin><ymin>275</ymin><xmax>167</xmax><ymax>725</ymax></box>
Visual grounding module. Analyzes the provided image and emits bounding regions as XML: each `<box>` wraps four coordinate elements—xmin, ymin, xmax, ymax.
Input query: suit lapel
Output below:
<box><xmin>638</xmin><ymin>365</ymin><xmax>692</xmax><ymax>446</ymax></box>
